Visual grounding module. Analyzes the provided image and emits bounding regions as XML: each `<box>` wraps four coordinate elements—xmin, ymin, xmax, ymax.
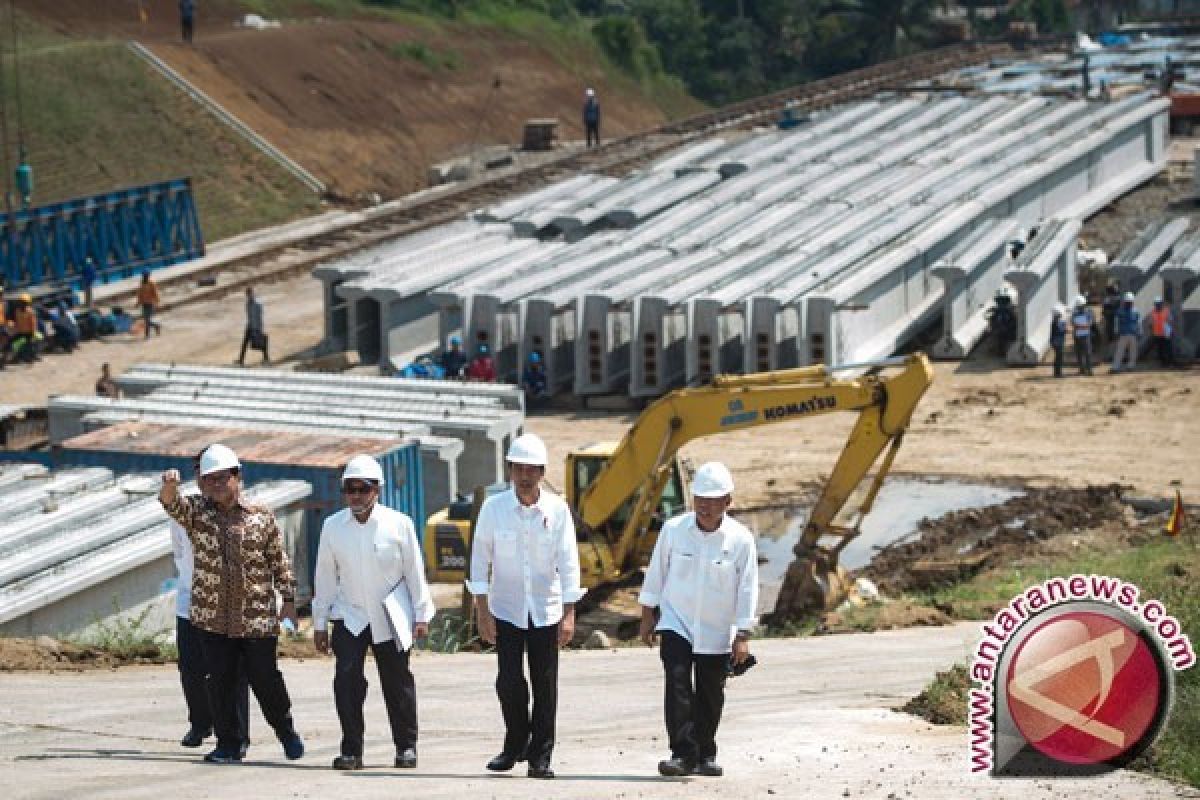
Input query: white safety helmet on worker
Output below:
<box><xmin>199</xmin><ymin>444</ymin><xmax>240</xmax><ymax>476</ymax></box>
<box><xmin>1075</xmin><ymin>294</ymin><xmax>1087</xmax><ymax>307</ymax></box>
<box><xmin>1123</xmin><ymin>292</ymin><xmax>1135</xmax><ymax>302</ymax></box>
<box><xmin>507</xmin><ymin>433</ymin><xmax>548</xmax><ymax>466</ymax></box>
<box><xmin>342</xmin><ymin>454</ymin><xmax>385</xmax><ymax>485</ymax></box>
<box><xmin>692</xmin><ymin>462</ymin><xmax>735</xmax><ymax>498</ymax></box>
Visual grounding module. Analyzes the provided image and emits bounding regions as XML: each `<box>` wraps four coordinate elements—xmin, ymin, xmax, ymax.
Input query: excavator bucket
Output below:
<box><xmin>771</xmin><ymin>553</ymin><xmax>852</xmax><ymax>621</ymax></box>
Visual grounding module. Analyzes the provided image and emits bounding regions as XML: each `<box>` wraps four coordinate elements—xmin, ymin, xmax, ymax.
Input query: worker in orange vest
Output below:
<box><xmin>11</xmin><ymin>293</ymin><xmax>41</xmax><ymax>363</ymax></box>
<box><xmin>1147</xmin><ymin>297</ymin><xmax>1174</xmax><ymax>367</ymax></box>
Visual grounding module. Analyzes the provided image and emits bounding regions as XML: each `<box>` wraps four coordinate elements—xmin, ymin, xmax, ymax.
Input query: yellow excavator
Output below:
<box><xmin>423</xmin><ymin>353</ymin><xmax>934</xmax><ymax>618</ymax></box>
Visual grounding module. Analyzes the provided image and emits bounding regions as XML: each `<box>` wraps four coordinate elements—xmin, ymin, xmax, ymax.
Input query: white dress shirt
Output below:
<box><xmin>312</xmin><ymin>504</ymin><xmax>435</xmax><ymax>651</ymax></box>
<box><xmin>169</xmin><ymin>520</ymin><xmax>193</xmax><ymax>619</ymax></box>
<box><xmin>466</xmin><ymin>487</ymin><xmax>586</xmax><ymax>628</ymax></box>
<box><xmin>639</xmin><ymin>511</ymin><xmax>759</xmax><ymax>655</ymax></box>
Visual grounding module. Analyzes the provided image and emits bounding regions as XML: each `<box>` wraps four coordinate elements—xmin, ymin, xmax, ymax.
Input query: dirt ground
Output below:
<box><xmin>15</xmin><ymin>0</ymin><xmax>683</xmax><ymax>200</ymax></box>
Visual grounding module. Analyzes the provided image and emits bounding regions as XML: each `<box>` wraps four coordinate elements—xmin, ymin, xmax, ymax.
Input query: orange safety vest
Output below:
<box><xmin>13</xmin><ymin>307</ymin><xmax>37</xmax><ymax>336</ymax></box>
<box><xmin>1150</xmin><ymin>307</ymin><xmax>1171</xmax><ymax>337</ymax></box>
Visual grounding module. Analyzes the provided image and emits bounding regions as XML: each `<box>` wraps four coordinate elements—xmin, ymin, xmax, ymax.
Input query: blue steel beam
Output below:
<box><xmin>0</xmin><ymin>178</ymin><xmax>205</xmax><ymax>290</ymax></box>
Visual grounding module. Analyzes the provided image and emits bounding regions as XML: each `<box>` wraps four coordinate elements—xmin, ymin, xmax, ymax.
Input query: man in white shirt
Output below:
<box><xmin>171</xmin><ymin>453</ymin><xmax>249</xmax><ymax>754</ymax></box>
<box><xmin>638</xmin><ymin>461</ymin><xmax>758</xmax><ymax>778</ymax></box>
<box><xmin>312</xmin><ymin>454</ymin><xmax>435</xmax><ymax>771</ymax></box>
<box><xmin>467</xmin><ymin>433</ymin><xmax>585</xmax><ymax>780</ymax></box>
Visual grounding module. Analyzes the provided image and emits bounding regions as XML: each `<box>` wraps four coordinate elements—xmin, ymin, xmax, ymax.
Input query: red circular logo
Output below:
<box><xmin>1005</xmin><ymin>610</ymin><xmax>1163</xmax><ymax>765</ymax></box>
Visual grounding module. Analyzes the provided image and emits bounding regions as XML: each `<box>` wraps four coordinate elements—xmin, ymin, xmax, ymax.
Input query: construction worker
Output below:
<box><xmin>639</xmin><ymin>462</ymin><xmax>758</xmax><ymax>778</ymax></box>
<box><xmin>1147</xmin><ymin>297</ymin><xmax>1175</xmax><ymax>367</ymax></box>
<box><xmin>467</xmin><ymin>433</ymin><xmax>585</xmax><ymax>780</ymax></box>
<box><xmin>1111</xmin><ymin>292</ymin><xmax>1141</xmax><ymax>373</ymax></box>
<box><xmin>159</xmin><ymin>445</ymin><xmax>305</xmax><ymax>765</ymax></box>
<box><xmin>1049</xmin><ymin>305</ymin><xmax>1067</xmax><ymax>378</ymax></box>
<box><xmin>180</xmin><ymin>0</ymin><xmax>195</xmax><ymax>43</ymax></box>
<box><xmin>521</xmin><ymin>351</ymin><xmax>550</xmax><ymax>409</ymax></box>
<box><xmin>1101</xmin><ymin>282</ymin><xmax>1121</xmax><ymax>346</ymax></box>
<box><xmin>1070</xmin><ymin>295</ymin><xmax>1095</xmax><ymax>376</ymax></box>
<box><xmin>11</xmin><ymin>293</ymin><xmax>40</xmax><ymax>363</ymax></box>
<box><xmin>439</xmin><ymin>335</ymin><xmax>468</xmax><ymax>379</ymax></box>
<box><xmin>312</xmin><ymin>455</ymin><xmax>435</xmax><ymax>771</ymax></box>
<box><xmin>465</xmin><ymin>342</ymin><xmax>496</xmax><ymax>382</ymax></box>
<box><xmin>81</xmin><ymin>258</ymin><xmax>97</xmax><ymax>310</ymax></box>
<box><xmin>135</xmin><ymin>271</ymin><xmax>162</xmax><ymax>338</ymax></box>
<box><xmin>95</xmin><ymin>363</ymin><xmax>121</xmax><ymax>398</ymax></box>
<box><xmin>583</xmin><ymin>88</ymin><xmax>601</xmax><ymax>148</ymax></box>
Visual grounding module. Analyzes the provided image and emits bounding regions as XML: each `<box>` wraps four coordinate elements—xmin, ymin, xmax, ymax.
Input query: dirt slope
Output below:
<box><xmin>17</xmin><ymin>1</ymin><xmax>685</xmax><ymax>200</ymax></box>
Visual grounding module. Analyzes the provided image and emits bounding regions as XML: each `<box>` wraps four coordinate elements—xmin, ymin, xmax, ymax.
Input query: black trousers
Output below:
<box><xmin>660</xmin><ymin>630</ymin><xmax>728</xmax><ymax>762</ymax></box>
<box><xmin>238</xmin><ymin>327</ymin><xmax>270</xmax><ymax>363</ymax></box>
<box><xmin>1155</xmin><ymin>336</ymin><xmax>1174</xmax><ymax>366</ymax></box>
<box><xmin>199</xmin><ymin>630</ymin><xmax>296</xmax><ymax>751</ymax></box>
<box><xmin>332</xmin><ymin>623</ymin><xmax>417</xmax><ymax>757</ymax></box>
<box><xmin>585</xmin><ymin>122</ymin><xmax>600</xmax><ymax>148</ymax></box>
<box><xmin>1052</xmin><ymin>342</ymin><xmax>1064</xmax><ymax>377</ymax></box>
<box><xmin>495</xmin><ymin>618</ymin><xmax>559</xmax><ymax>766</ymax></box>
<box><xmin>176</xmin><ymin>617</ymin><xmax>249</xmax><ymax>740</ymax></box>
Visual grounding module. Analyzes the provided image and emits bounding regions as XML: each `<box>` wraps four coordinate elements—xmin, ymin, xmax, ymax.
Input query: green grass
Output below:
<box><xmin>71</xmin><ymin>604</ymin><xmax>177</xmax><ymax>662</ymax></box>
<box><xmin>0</xmin><ymin>37</ymin><xmax>319</xmax><ymax>241</ymax></box>
<box><xmin>904</xmin><ymin>533</ymin><xmax>1200</xmax><ymax>787</ymax></box>
<box><xmin>389</xmin><ymin>41</ymin><xmax>462</xmax><ymax>70</ymax></box>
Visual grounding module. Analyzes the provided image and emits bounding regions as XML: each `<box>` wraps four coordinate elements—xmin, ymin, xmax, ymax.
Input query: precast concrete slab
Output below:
<box><xmin>120</xmin><ymin>363</ymin><xmax>524</xmax><ymax>410</ymax></box>
<box><xmin>0</xmin><ymin>480</ymin><xmax>311</xmax><ymax>638</ymax></box>
<box><xmin>931</xmin><ymin>218</ymin><xmax>1022</xmax><ymax>359</ymax></box>
<box><xmin>1005</xmin><ymin>218</ymin><xmax>1083</xmax><ymax>365</ymax></box>
<box><xmin>1109</xmin><ymin>217</ymin><xmax>1191</xmax><ymax>300</ymax></box>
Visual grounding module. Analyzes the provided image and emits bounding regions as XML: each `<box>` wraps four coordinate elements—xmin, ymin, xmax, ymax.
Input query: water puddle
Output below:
<box><xmin>749</xmin><ymin>477</ymin><xmax>1023</xmax><ymax>614</ymax></box>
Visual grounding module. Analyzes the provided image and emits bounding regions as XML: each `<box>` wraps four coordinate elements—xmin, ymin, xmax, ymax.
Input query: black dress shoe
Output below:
<box><xmin>692</xmin><ymin>757</ymin><xmax>723</xmax><ymax>777</ymax></box>
<box><xmin>180</xmin><ymin>726</ymin><xmax>211</xmax><ymax>748</ymax></box>
<box><xmin>527</xmin><ymin>763</ymin><xmax>555</xmax><ymax>779</ymax></box>
<box><xmin>657</xmin><ymin>757</ymin><xmax>693</xmax><ymax>777</ymax></box>
<box><xmin>332</xmin><ymin>754</ymin><xmax>363</xmax><ymax>770</ymax></box>
<box><xmin>238</xmin><ymin>740</ymin><xmax>250</xmax><ymax>760</ymax></box>
<box><xmin>486</xmin><ymin>750</ymin><xmax>525</xmax><ymax>772</ymax></box>
<box><xmin>394</xmin><ymin>747</ymin><xmax>417</xmax><ymax>768</ymax></box>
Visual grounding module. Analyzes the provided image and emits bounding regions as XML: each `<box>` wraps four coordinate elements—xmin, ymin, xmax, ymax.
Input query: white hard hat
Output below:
<box><xmin>1075</xmin><ymin>294</ymin><xmax>1087</xmax><ymax>307</ymax></box>
<box><xmin>342</xmin><ymin>454</ymin><xmax>384</xmax><ymax>485</ymax></box>
<box><xmin>507</xmin><ymin>433</ymin><xmax>548</xmax><ymax>466</ymax></box>
<box><xmin>199</xmin><ymin>444</ymin><xmax>240</xmax><ymax>476</ymax></box>
<box><xmin>1122</xmin><ymin>292</ymin><xmax>1135</xmax><ymax>302</ymax></box>
<box><xmin>692</xmin><ymin>462</ymin><xmax>734</xmax><ymax>498</ymax></box>
<box><xmin>586</xmin><ymin>87</ymin><xmax>595</xmax><ymax>97</ymax></box>
<box><xmin>1154</xmin><ymin>296</ymin><xmax>1163</xmax><ymax>304</ymax></box>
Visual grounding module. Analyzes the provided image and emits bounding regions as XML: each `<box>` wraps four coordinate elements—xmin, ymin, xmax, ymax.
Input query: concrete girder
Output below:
<box><xmin>931</xmin><ymin>219</ymin><xmax>1022</xmax><ymax>359</ymax></box>
<box><xmin>509</xmin><ymin>175</ymin><xmax>619</xmax><ymax>237</ymax></box>
<box><xmin>551</xmin><ymin>171</ymin><xmax>675</xmax><ymax>234</ymax></box>
<box><xmin>630</xmin><ymin>297</ymin><xmax>689</xmax><ymax>397</ymax></box>
<box><xmin>1109</xmin><ymin>217</ymin><xmax>1191</xmax><ymax>297</ymax></box>
<box><xmin>517</xmin><ymin>298</ymin><xmax>576</xmax><ymax>393</ymax></box>
<box><xmin>1005</xmin><ymin>218</ymin><xmax>1082</xmax><ymax>366</ymax></box>
<box><xmin>606</xmin><ymin>171</ymin><xmax>724</xmax><ymax>229</ymax></box>
<box><xmin>474</xmin><ymin>174</ymin><xmax>597</xmax><ymax>223</ymax></box>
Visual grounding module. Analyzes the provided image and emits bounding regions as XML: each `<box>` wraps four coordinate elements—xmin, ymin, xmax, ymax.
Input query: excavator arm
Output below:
<box><xmin>576</xmin><ymin>353</ymin><xmax>934</xmax><ymax>613</ymax></box>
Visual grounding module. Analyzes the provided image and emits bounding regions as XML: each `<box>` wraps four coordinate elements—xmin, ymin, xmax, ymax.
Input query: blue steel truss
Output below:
<box><xmin>0</xmin><ymin>178</ymin><xmax>205</xmax><ymax>291</ymax></box>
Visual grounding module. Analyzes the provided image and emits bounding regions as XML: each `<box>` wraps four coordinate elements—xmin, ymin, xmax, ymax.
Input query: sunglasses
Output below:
<box><xmin>201</xmin><ymin>468</ymin><xmax>239</xmax><ymax>483</ymax></box>
<box><xmin>342</xmin><ymin>482</ymin><xmax>377</xmax><ymax>495</ymax></box>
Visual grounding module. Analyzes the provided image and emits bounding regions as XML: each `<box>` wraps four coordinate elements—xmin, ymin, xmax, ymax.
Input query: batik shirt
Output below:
<box><xmin>163</xmin><ymin>494</ymin><xmax>296</xmax><ymax>638</ymax></box>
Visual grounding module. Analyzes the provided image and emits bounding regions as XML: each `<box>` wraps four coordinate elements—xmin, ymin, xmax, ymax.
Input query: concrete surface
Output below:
<box><xmin>0</xmin><ymin>622</ymin><xmax>1191</xmax><ymax>800</ymax></box>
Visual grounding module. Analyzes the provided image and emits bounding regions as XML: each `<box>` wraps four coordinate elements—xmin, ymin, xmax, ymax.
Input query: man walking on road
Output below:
<box><xmin>312</xmin><ymin>455</ymin><xmax>435</xmax><ymax>771</ymax></box>
<box><xmin>237</xmin><ymin>287</ymin><xmax>269</xmax><ymax>365</ymax></box>
<box><xmin>467</xmin><ymin>433</ymin><xmax>585</xmax><ymax>780</ymax></box>
<box><xmin>160</xmin><ymin>444</ymin><xmax>305</xmax><ymax>764</ymax></box>
<box><xmin>639</xmin><ymin>461</ymin><xmax>758</xmax><ymax>778</ymax></box>
<box><xmin>171</xmin><ymin>452</ymin><xmax>251</xmax><ymax>754</ymax></box>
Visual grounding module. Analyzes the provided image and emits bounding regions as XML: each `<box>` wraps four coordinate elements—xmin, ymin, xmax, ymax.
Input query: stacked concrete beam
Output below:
<box><xmin>1005</xmin><ymin>218</ymin><xmax>1083</xmax><ymax>365</ymax></box>
<box><xmin>67</xmin><ymin>365</ymin><xmax>521</xmax><ymax>502</ymax></box>
<box><xmin>1144</xmin><ymin>226</ymin><xmax>1200</xmax><ymax>362</ymax></box>
<box><xmin>313</xmin><ymin>91</ymin><xmax>1169</xmax><ymax>394</ymax></box>
<box><xmin>1110</xmin><ymin>217</ymin><xmax>1191</xmax><ymax>310</ymax></box>
<box><xmin>932</xmin><ymin>219</ymin><xmax>1023</xmax><ymax>359</ymax></box>
<box><xmin>0</xmin><ymin>469</ymin><xmax>310</xmax><ymax>637</ymax></box>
